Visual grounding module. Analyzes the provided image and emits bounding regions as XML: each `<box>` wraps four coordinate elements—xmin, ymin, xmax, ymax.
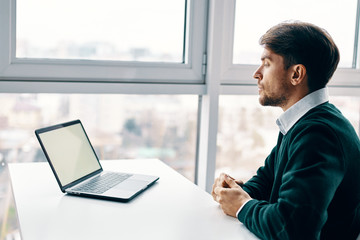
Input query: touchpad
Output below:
<box><xmin>114</xmin><ymin>179</ymin><xmax>147</xmax><ymax>191</ymax></box>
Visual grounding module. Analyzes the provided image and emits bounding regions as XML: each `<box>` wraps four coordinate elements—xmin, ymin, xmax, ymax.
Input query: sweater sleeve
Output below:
<box><xmin>238</xmin><ymin>122</ymin><xmax>346</xmax><ymax>240</ymax></box>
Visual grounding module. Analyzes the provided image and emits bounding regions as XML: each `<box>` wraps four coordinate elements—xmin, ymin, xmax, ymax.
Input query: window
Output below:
<box><xmin>220</xmin><ymin>0</ymin><xmax>360</xmax><ymax>87</ymax></box>
<box><xmin>217</xmin><ymin>95</ymin><xmax>282</xmax><ymax>180</ymax></box>
<box><xmin>0</xmin><ymin>94</ymin><xmax>198</xmax><ymax>179</ymax></box>
<box><xmin>0</xmin><ymin>0</ymin><xmax>207</xmax><ymax>83</ymax></box>
<box><xmin>233</xmin><ymin>0</ymin><xmax>358</xmax><ymax>68</ymax></box>
<box><xmin>17</xmin><ymin>0</ymin><xmax>187</xmax><ymax>63</ymax></box>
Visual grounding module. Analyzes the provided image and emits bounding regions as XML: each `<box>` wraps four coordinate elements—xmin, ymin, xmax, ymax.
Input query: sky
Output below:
<box><xmin>16</xmin><ymin>0</ymin><xmax>185</xmax><ymax>55</ymax></box>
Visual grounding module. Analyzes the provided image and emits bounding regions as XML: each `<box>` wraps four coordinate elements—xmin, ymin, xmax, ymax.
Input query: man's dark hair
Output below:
<box><xmin>260</xmin><ymin>21</ymin><xmax>340</xmax><ymax>92</ymax></box>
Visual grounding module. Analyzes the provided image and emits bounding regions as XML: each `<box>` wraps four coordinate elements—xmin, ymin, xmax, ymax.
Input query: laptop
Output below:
<box><xmin>35</xmin><ymin>119</ymin><xmax>159</xmax><ymax>202</ymax></box>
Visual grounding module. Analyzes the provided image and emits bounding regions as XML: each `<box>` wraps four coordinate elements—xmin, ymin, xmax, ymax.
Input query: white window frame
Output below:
<box><xmin>0</xmin><ymin>0</ymin><xmax>208</xmax><ymax>87</ymax></box>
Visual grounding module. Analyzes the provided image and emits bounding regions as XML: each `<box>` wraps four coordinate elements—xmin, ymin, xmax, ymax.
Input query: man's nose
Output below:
<box><xmin>253</xmin><ymin>66</ymin><xmax>262</xmax><ymax>81</ymax></box>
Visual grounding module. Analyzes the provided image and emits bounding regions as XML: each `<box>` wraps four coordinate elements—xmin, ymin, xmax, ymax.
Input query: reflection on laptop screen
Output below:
<box><xmin>37</xmin><ymin>123</ymin><xmax>101</xmax><ymax>186</ymax></box>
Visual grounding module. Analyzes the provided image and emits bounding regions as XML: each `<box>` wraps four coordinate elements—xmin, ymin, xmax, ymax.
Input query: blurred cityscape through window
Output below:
<box><xmin>0</xmin><ymin>94</ymin><xmax>198</xmax><ymax>239</ymax></box>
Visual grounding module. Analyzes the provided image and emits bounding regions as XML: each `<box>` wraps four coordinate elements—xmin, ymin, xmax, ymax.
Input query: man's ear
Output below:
<box><xmin>290</xmin><ymin>64</ymin><xmax>307</xmax><ymax>86</ymax></box>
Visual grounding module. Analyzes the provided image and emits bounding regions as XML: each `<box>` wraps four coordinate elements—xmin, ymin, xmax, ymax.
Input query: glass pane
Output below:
<box><xmin>217</xmin><ymin>96</ymin><xmax>282</xmax><ymax>180</ymax></box>
<box><xmin>233</xmin><ymin>0</ymin><xmax>357</xmax><ymax>68</ymax></box>
<box><xmin>16</xmin><ymin>0</ymin><xmax>187</xmax><ymax>62</ymax></box>
<box><xmin>217</xmin><ymin>95</ymin><xmax>360</xmax><ymax>181</ymax></box>
<box><xmin>0</xmin><ymin>94</ymin><xmax>198</xmax><ymax>238</ymax></box>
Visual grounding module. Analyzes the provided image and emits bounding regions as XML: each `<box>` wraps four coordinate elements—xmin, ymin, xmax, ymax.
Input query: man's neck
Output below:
<box><xmin>275</xmin><ymin>88</ymin><xmax>329</xmax><ymax>135</ymax></box>
<box><xmin>281</xmin><ymin>86</ymin><xmax>310</xmax><ymax>112</ymax></box>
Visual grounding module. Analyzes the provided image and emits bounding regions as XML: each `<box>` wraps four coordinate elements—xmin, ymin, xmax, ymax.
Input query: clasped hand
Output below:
<box><xmin>211</xmin><ymin>173</ymin><xmax>252</xmax><ymax>218</ymax></box>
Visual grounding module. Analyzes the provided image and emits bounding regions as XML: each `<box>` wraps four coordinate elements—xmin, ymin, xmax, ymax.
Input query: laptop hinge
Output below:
<box><xmin>64</xmin><ymin>168</ymin><xmax>103</xmax><ymax>191</ymax></box>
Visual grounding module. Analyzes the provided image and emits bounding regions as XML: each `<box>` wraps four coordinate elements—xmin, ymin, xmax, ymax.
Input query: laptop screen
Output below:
<box><xmin>37</xmin><ymin>122</ymin><xmax>101</xmax><ymax>186</ymax></box>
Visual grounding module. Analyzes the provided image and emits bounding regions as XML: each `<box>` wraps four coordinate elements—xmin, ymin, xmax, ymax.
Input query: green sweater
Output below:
<box><xmin>238</xmin><ymin>102</ymin><xmax>360</xmax><ymax>240</ymax></box>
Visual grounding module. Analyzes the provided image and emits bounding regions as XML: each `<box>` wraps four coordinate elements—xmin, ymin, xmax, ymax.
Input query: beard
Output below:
<box><xmin>259</xmin><ymin>93</ymin><xmax>287</xmax><ymax>107</ymax></box>
<box><xmin>258</xmin><ymin>79</ymin><xmax>291</xmax><ymax>108</ymax></box>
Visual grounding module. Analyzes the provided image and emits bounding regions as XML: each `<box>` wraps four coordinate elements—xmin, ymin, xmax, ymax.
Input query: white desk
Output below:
<box><xmin>9</xmin><ymin>159</ymin><xmax>258</xmax><ymax>240</ymax></box>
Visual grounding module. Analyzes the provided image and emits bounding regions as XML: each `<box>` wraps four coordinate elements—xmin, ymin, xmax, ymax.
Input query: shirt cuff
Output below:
<box><xmin>236</xmin><ymin>199</ymin><xmax>252</xmax><ymax>218</ymax></box>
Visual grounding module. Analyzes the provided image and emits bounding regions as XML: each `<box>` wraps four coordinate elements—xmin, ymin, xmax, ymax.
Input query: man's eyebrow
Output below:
<box><xmin>261</xmin><ymin>55</ymin><xmax>272</xmax><ymax>61</ymax></box>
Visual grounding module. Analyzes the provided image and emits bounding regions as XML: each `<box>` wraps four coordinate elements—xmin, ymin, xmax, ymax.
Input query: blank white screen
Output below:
<box><xmin>39</xmin><ymin>123</ymin><xmax>101</xmax><ymax>186</ymax></box>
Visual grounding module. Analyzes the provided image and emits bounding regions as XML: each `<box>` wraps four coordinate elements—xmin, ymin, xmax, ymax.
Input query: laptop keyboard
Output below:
<box><xmin>72</xmin><ymin>172</ymin><xmax>132</xmax><ymax>194</ymax></box>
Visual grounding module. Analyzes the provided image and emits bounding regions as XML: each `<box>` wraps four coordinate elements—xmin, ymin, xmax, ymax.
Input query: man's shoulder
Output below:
<box><xmin>289</xmin><ymin>102</ymin><xmax>359</xmax><ymax>142</ymax></box>
<box><xmin>296</xmin><ymin>102</ymin><xmax>347</xmax><ymax>128</ymax></box>
<box><xmin>289</xmin><ymin>102</ymin><xmax>357</xmax><ymax>137</ymax></box>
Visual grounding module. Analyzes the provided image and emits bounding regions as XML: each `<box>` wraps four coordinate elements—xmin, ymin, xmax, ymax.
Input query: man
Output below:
<box><xmin>212</xmin><ymin>21</ymin><xmax>360</xmax><ymax>240</ymax></box>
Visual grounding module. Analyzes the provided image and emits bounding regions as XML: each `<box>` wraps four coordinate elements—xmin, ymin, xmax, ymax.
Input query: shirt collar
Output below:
<box><xmin>276</xmin><ymin>87</ymin><xmax>329</xmax><ymax>135</ymax></box>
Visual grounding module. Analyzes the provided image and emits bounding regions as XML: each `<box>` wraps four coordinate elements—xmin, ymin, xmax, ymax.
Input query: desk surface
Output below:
<box><xmin>9</xmin><ymin>159</ymin><xmax>258</xmax><ymax>240</ymax></box>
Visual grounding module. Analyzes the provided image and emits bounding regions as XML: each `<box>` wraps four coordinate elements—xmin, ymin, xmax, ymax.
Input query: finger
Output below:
<box><xmin>212</xmin><ymin>177</ymin><xmax>223</xmax><ymax>194</ymax></box>
<box><xmin>214</xmin><ymin>186</ymin><xmax>220</xmax><ymax>196</ymax></box>
<box><xmin>224</xmin><ymin>174</ymin><xmax>241</xmax><ymax>189</ymax></box>
<box><xmin>214</xmin><ymin>176</ymin><xmax>223</xmax><ymax>188</ymax></box>
<box><xmin>235</xmin><ymin>180</ymin><xmax>244</xmax><ymax>187</ymax></box>
<box><xmin>211</xmin><ymin>185</ymin><xmax>217</xmax><ymax>201</ymax></box>
<box><xmin>226</xmin><ymin>174</ymin><xmax>235</xmax><ymax>180</ymax></box>
<box><xmin>219</xmin><ymin>173</ymin><xmax>233</xmax><ymax>188</ymax></box>
<box><xmin>214</xmin><ymin>186</ymin><xmax>225</xmax><ymax>196</ymax></box>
